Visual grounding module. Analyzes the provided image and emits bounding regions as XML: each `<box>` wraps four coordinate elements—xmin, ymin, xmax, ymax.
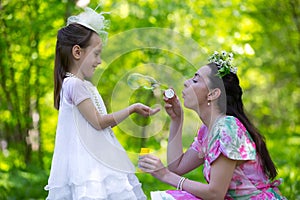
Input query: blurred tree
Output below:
<box><xmin>0</xmin><ymin>0</ymin><xmax>78</xmax><ymax>166</ymax></box>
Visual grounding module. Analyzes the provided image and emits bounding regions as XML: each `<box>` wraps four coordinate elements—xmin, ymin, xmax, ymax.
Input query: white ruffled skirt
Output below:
<box><xmin>45</xmin><ymin>174</ymin><xmax>146</xmax><ymax>200</ymax></box>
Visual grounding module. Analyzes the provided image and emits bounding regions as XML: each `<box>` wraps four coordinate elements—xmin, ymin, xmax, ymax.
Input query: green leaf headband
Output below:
<box><xmin>208</xmin><ymin>50</ymin><xmax>237</xmax><ymax>77</ymax></box>
<box><xmin>67</xmin><ymin>7</ymin><xmax>110</xmax><ymax>44</ymax></box>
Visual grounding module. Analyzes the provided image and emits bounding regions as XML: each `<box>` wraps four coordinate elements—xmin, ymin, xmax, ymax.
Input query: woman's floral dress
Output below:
<box><xmin>154</xmin><ymin>116</ymin><xmax>286</xmax><ymax>200</ymax></box>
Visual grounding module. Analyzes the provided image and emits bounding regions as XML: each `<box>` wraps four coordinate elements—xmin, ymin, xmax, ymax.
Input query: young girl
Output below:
<box><xmin>45</xmin><ymin>7</ymin><xmax>160</xmax><ymax>200</ymax></box>
<box><xmin>138</xmin><ymin>51</ymin><xmax>286</xmax><ymax>199</ymax></box>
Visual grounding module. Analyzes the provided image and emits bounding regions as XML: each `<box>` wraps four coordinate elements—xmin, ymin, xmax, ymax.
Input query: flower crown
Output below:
<box><xmin>67</xmin><ymin>7</ymin><xmax>110</xmax><ymax>43</ymax></box>
<box><xmin>208</xmin><ymin>50</ymin><xmax>237</xmax><ymax>77</ymax></box>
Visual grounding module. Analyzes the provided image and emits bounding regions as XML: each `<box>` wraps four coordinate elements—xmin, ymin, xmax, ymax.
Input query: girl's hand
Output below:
<box><xmin>131</xmin><ymin>103</ymin><xmax>160</xmax><ymax>117</ymax></box>
<box><xmin>138</xmin><ymin>154</ymin><xmax>169</xmax><ymax>180</ymax></box>
<box><xmin>164</xmin><ymin>95</ymin><xmax>183</xmax><ymax>120</ymax></box>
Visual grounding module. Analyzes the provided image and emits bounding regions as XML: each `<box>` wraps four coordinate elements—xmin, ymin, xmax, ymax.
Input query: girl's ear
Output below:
<box><xmin>72</xmin><ymin>45</ymin><xmax>81</xmax><ymax>60</ymax></box>
<box><xmin>207</xmin><ymin>88</ymin><xmax>221</xmax><ymax>101</ymax></box>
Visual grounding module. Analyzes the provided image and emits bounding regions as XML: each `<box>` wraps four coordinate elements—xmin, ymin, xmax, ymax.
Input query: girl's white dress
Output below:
<box><xmin>45</xmin><ymin>77</ymin><xmax>146</xmax><ymax>200</ymax></box>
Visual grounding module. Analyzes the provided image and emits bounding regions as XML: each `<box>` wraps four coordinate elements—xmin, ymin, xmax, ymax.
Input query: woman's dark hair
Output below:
<box><xmin>54</xmin><ymin>23</ymin><xmax>94</xmax><ymax>109</ymax></box>
<box><xmin>207</xmin><ymin>63</ymin><xmax>278</xmax><ymax>180</ymax></box>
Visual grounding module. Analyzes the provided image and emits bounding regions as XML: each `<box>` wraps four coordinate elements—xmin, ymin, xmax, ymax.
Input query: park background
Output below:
<box><xmin>0</xmin><ymin>0</ymin><xmax>299</xmax><ymax>199</ymax></box>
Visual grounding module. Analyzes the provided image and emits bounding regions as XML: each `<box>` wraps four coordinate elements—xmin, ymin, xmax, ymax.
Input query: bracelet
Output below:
<box><xmin>176</xmin><ymin>177</ymin><xmax>187</xmax><ymax>190</ymax></box>
<box><xmin>179</xmin><ymin>177</ymin><xmax>187</xmax><ymax>190</ymax></box>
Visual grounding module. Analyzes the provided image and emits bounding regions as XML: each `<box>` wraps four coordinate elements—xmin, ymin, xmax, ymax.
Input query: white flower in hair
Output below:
<box><xmin>208</xmin><ymin>50</ymin><xmax>237</xmax><ymax>77</ymax></box>
<box><xmin>221</xmin><ymin>50</ymin><xmax>227</xmax><ymax>56</ymax></box>
<box><xmin>231</xmin><ymin>67</ymin><xmax>238</xmax><ymax>74</ymax></box>
<box><xmin>67</xmin><ymin>7</ymin><xmax>110</xmax><ymax>40</ymax></box>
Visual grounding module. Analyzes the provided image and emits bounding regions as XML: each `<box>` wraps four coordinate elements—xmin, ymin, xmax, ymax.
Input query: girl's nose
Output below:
<box><xmin>97</xmin><ymin>57</ymin><xmax>102</xmax><ymax>65</ymax></box>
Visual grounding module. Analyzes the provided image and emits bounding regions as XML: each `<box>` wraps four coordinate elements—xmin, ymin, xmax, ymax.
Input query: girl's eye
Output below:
<box><xmin>192</xmin><ymin>79</ymin><xmax>197</xmax><ymax>83</ymax></box>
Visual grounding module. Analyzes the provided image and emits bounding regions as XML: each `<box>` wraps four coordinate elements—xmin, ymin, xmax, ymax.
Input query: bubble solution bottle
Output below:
<box><xmin>138</xmin><ymin>148</ymin><xmax>150</xmax><ymax>173</ymax></box>
<box><xmin>139</xmin><ymin>148</ymin><xmax>150</xmax><ymax>156</ymax></box>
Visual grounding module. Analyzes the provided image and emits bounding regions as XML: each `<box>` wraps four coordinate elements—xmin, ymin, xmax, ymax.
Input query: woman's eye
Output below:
<box><xmin>192</xmin><ymin>79</ymin><xmax>197</xmax><ymax>83</ymax></box>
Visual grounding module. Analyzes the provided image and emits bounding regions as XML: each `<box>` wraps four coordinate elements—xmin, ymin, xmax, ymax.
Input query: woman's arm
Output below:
<box><xmin>77</xmin><ymin>99</ymin><xmax>160</xmax><ymax>130</ymax></box>
<box><xmin>164</xmin><ymin>96</ymin><xmax>203</xmax><ymax>174</ymax></box>
<box><xmin>182</xmin><ymin>155</ymin><xmax>236</xmax><ymax>199</ymax></box>
<box><xmin>138</xmin><ymin>154</ymin><xmax>236</xmax><ymax>200</ymax></box>
<box><xmin>164</xmin><ymin>96</ymin><xmax>185</xmax><ymax>169</ymax></box>
<box><xmin>168</xmin><ymin>147</ymin><xmax>204</xmax><ymax>175</ymax></box>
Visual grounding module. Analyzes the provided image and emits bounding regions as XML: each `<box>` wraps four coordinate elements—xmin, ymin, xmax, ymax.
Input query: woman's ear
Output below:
<box><xmin>72</xmin><ymin>45</ymin><xmax>81</xmax><ymax>60</ymax></box>
<box><xmin>207</xmin><ymin>88</ymin><xmax>221</xmax><ymax>101</ymax></box>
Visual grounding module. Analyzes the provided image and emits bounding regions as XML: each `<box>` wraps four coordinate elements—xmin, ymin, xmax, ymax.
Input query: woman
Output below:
<box><xmin>138</xmin><ymin>51</ymin><xmax>286</xmax><ymax>199</ymax></box>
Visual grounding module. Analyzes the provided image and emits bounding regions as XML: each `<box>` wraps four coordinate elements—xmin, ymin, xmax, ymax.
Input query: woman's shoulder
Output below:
<box><xmin>211</xmin><ymin>115</ymin><xmax>252</xmax><ymax>143</ymax></box>
<box><xmin>208</xmin><ymin>115</ymin><xmax>256</xmax><ymax>161</ymax></box>
<box><xmin>223</xmin><ymin>115</ymin><xmax>241</xmax><ymax>125</ymax></box>
<box><xmin>217</xmin><ymin>116</ymin><xmax>247</xmax><ymax>133</ymax></box>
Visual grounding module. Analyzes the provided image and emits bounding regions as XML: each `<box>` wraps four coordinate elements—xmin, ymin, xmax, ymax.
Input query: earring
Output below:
<box><xmin>207</xmin><ymin>101</ymin><xmax>211</xmax><ymax>106</ymax></box>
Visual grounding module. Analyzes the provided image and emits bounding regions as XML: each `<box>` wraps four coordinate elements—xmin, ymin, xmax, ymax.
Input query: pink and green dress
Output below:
<box><xmin>151</xmin><ymin>116</ymin><xmax>286</xmax><ymax>200</ymax></box>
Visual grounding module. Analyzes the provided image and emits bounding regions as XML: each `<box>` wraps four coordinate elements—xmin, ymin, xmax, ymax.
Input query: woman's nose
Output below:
<box><xmin>184</xmin><ymin>79</ymin><xmax>189</xmax><ymax>88</ymax></box>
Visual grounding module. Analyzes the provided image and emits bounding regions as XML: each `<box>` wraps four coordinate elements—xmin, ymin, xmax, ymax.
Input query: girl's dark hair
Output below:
<box><xmin>54</xmin><ymin>23</ymin><xmax>94</xmax><ymax>109</ymax></box>
<box><xmin>207</xmin><ymin>63</ymin><xmax>277</xmax><ymax>180</ymax></box>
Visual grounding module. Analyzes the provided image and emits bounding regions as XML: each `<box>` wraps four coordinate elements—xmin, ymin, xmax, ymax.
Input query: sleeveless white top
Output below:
<box><xmin>45</xmin><ymin>77</ymin><xmax>146</xmax><ymax>200</ymax></box>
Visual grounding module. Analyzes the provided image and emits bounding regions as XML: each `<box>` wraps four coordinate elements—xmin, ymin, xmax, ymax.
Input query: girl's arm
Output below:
<box><xmin>77</xmin><ymin>98</ymin><xmax>160</xmax><ymax>130</ymax></box>
<box><xmin>138</xmin><ymin>154</ymin><xmax>236</xmax><ymax>200</ymax></box>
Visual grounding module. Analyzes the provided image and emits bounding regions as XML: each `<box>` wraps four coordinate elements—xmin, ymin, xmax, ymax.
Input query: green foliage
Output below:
<box><xmin>0</xmin><ymin>165</ymin><xmax>48</xmax><ymax>200</ymax></box>
<box><xmin>0</xmin><ymin>0</ymin><xmax>299</xmax><ymax>199</ymax></box>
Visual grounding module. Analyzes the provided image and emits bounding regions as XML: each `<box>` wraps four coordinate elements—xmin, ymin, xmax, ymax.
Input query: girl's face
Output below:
<box><xmin>79</xmin><ymin>33</ymin><xmax>102</xmax><ymax>79</ymax></box>
<box><xmin>182</xmin><ymin>65</ymin><xmax>211</xmax><ymax>111</ymax></box>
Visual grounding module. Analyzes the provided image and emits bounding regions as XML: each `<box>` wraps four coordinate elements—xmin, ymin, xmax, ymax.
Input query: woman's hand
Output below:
<box><xmin>138</xmin><ymin>154</ymin><xmax>169</xmax><ymax>180</ymax></box>
<box><xmin>164</xmin><ymin>95</ymin><xmax>183</xmax><ymax>120</ymax></box>
<box><xmin>131</xmin><ymin>103</ymin><xmax>160</xmax><ymax>117</ymax></box>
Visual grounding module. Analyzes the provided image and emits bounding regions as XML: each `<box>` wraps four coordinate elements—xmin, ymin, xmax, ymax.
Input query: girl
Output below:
<box><xmin>45</xmin><ymin>8</ymin><xmax>160</xmax><ymax>200</ymax></box>
<box><xmin>138</xmin><ymin>51</ymin><xmax>286</xmax><ymax>199</ymax></box>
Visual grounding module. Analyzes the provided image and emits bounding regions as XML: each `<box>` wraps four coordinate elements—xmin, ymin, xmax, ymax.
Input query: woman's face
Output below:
<box><xmin>182</xmin><ymin>65</ymin><xmax>211</xmax><ymax>111</ymax></box>
<box><xmin>79</xmin><ymin>33</ymin><xmax>102</xmax><ymax>79</ymax></box>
